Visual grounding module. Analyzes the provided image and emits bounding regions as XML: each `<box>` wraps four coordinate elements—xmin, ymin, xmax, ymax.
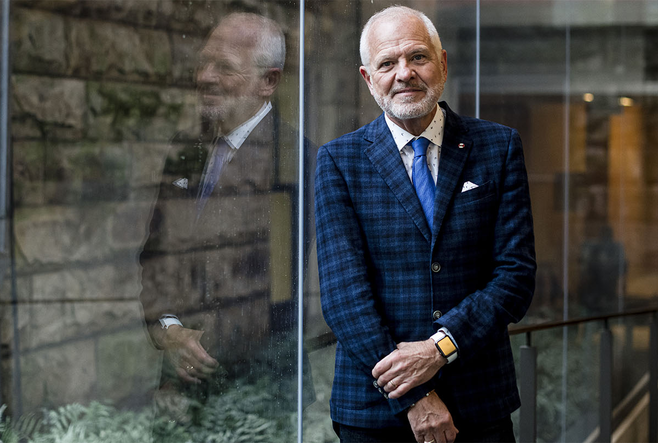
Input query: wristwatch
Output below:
<box><xmin>159</xmin><ymin>314</ymin><xmax>183</xmax><ymax>330</ymax></box>
<box><xmin>430</xmin><ymin>329</ymin><xmax>458</xmax><ymax>364</ymax></box>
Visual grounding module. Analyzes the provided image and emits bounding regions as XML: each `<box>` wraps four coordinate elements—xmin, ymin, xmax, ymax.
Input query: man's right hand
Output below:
<box><xmin>156</xmin><ymin>325</ymin><xmax>219</xmax><ymax>384</ymax></box>
<box><xmin>407</xmin><ymin>391</ymin><xmax>458</xmax><ymax>443</ymax></box>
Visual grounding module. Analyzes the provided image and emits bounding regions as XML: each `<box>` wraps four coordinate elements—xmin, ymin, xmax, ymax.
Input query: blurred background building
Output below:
<box><xmin>1</xmin><ymin>1</ymin><xmax>657</xmax><ymax>442</ymax></box>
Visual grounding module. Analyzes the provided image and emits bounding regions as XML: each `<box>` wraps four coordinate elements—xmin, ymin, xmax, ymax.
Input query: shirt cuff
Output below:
<box><xmin>159</xmin><ymin>314</ymin><xmax>183</xmax><ymax>329</ymax></box>
<box><xmin>385</xmin><ymin>380</ymin><xmax>437</xmax><ymax>416</ymax></box>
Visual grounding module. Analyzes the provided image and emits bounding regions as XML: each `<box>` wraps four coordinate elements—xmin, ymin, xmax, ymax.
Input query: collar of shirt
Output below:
<box><xmin>224</xmin><ymin>101</ymin><xmax>272</xmax><ymax>150</ymax></box>
<box><xmin>201</xmin><ymin>101</ymin><xmax>272</xmax><ymax>194</ymax></box>
<box><xmin>384</xmin><ymin>106</ymin><xmax>446</xmax><ymax>152</ymax></box>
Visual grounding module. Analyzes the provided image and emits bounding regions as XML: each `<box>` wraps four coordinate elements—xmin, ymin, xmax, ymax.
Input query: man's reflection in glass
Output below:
<box><xmin>139</xmin><ymin>12</ymin><xmax>310</xmax><ymax>429</ymax></box>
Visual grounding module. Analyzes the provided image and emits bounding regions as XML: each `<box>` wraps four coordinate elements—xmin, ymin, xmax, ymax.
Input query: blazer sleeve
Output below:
<box><xmin>315</xmin><ymin>144</ymin><xmax>436</xmax><ymax>413</ymax></box>
<box><xmin>437</xmin><ymin>129</ymin><xmax>536</xmax><ymax>360</ymax></box>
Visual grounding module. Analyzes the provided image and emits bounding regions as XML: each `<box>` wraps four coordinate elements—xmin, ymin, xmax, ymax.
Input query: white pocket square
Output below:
<box><xmin>461</xmin><ymin>181</ymin><xmax>479</xmax><ymax>193</ymax></box>
<box><xmin>172</xmin><ymin>177</ymin><xmax>188</xmax><ymax>189</ymax></box>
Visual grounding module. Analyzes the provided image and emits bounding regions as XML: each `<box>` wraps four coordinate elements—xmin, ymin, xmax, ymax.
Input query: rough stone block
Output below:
<box><xmin>18</xmin><ymin>300</ymin><xmax>143</xmax><ymax>351</ymax></box>
<box><xmin>19</xmin><ymin>339</ymin><xmax>96</xmax><ymax>412</ymax></box>
<box><xmin>68</xmin><ymin>19</ymin><xmax>171</xmax><ymax>82</ymax></box>
<box><xmin>165</xmin><ymin>0</ymin><xmax>226</xmax><ymax>34</ymax></box>
<box><xmin>38</xmin><ymin>142</ymin><xmax>131</xmax><ymax>205</ymax></box>
<box><xmin>31</xmin><ymin>262</ymin><xmax>140</xmax><ymax>302</ymax></box>
<box><xmin>13</xmin><ymin>205</ymin><xmax>114</xmax><ymax>266</ymax></box>
<box><xmin>96</xmin><ymin>328</ymin><xmax>160</xmax><ymax>405</ymax></box>
<box><xmin>159</xmin><ymin>88</ymin><xmax>200</xmax><ymax>138</ymax></box>
<box><xmin>87</xmin><ymin>82</ymin><xmax>195</xmax><ymax>142</ymax></box>
<box><xmin>11</xmin><ymin>7</ymin><xmax>67</xmax><ymax>76</ymax></box>
<box><xmin>12</xmin><ymin>75</ymin><xmax>86</xmax><ymax>141</ymax></box>
<box><xmin>0</xmin><ymin>272</ymin><xmax>10</xmax><ymax>305</ymax></box>
<box><xmin>0</xmin><ymin>277</ymin><xmax>31</xmax><ymax>350</ymax></box>
<box><xmin>13</xmin><ymin>0</ymin><xmax>79</xmax><ymax>13</ymax></box>
<box><xmin>12</xmin><ymin>141</ymin><xmax>46</xmax><ymax>208</ymax></box>
<box><xmin>77</xmin><ymin>0</ymin><xmax>160</xmax><ymax>28</ymax></box>
<box><xmin>171</xmin><ymin>32</ymin><xmax>204</xmax><ymax>86</ymax></box>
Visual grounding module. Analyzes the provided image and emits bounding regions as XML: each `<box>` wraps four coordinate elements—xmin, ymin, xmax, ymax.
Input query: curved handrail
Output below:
<box><xmin>305</xmin><ymin>305</ymin><xmax>658</xmax><ymax>352</ymax></box>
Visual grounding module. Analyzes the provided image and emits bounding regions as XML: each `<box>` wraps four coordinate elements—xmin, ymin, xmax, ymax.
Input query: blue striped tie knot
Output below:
<box><xmin>411</xmin><ymin>137</ymin><xmax>435</xmax><ymax>231</ymax></box>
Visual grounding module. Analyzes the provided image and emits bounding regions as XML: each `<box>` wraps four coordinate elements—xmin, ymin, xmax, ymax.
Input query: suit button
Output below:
<box><xmin>431</xmin><ymin>262</ymin><xmax>441</xmax><ymax>273</ymax></box>
<box><xmin>433</xmin><ymin>310</ymin><xmax>442</xmax><ymax>320</ymax></box>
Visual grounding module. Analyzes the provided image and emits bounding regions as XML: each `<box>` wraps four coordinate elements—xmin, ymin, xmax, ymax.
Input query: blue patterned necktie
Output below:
<box><xmin>411</xmin><ymin>137</ymin><xmax>435</xmax><ymax>231</ymax></box>
<box><xmin>196</xmin><ymin>137</ymin><xmax>231</xmax><ymax>217</ymax></box>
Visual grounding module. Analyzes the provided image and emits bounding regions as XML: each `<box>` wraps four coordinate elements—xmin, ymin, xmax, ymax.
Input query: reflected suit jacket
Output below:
<box><xmin>139</xmin><ymin>110</ymin><xmax>304</xmax><ymax>371</ymax></box>
<box><xmin>315</xmin><ymin>102</ymin><xmax>536</xmax><ymax>428</ymax></box>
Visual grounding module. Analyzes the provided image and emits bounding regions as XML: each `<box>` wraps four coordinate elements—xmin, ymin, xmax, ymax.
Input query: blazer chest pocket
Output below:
<box><xmin>452</xmin><ymin>179</ymin><xmax>496</xmax><ymax>208</ymax></box>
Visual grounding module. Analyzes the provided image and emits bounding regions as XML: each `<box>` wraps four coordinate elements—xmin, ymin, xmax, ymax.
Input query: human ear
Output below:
<box><xmin>259</xmin><ymin>68</ymin><xmax>282</xmax><ymax>98</ymax></box>
<box><xmin>359</xmin><ymin>66</ymin><xmax>375</xmax><ymax>95</ymax></box>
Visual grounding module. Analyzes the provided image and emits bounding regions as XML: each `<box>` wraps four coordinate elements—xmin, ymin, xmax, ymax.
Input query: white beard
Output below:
<box><xmin>198</xmin><ymin>95</ymin><xmax>261</xmax><ymax>124</ymax></box>
<box><xmin>373</xmin><ymin>81</ymin><xmax>444</xmax><ymax>121</ymax></box>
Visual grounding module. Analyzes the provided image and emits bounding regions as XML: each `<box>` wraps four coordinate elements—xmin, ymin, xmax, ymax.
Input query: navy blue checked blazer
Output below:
<box><xmin>315</xmin><ymin>102</ymin><xmax>536</xmax><ymax>428</ymax></box>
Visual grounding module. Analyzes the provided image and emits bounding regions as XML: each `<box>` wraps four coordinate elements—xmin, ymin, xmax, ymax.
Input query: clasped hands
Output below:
<box><xmin>372</xmin><ymin>339</ymin><xmax>458</xmax><ymax>443</ymax></box>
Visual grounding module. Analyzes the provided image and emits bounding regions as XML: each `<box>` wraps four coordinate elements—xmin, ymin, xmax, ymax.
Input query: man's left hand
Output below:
<box><xmin>372</xmin><ymin>339</ymin><xmax>445</xmax><ymax>399</ymax></box>
<box><xmin>407</xmin><ymin>391</ymin><xmax>458</xmax><ymax>443</ymax></box>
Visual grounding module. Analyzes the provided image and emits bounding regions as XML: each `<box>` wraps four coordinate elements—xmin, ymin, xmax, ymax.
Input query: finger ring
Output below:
<box><xmin>424</xmin><ymin>440</ymin><xmax>435</xmax><ymax>443</ymax></box>
<box><xmin>388</xmin><ymin>381</ymin><xmax>398</xmax><ymax>389</ymax></box>
<box><xmin>186</xmin><ymin>365</ymin><xmax>193</xmax><ymax>371</ymax></box>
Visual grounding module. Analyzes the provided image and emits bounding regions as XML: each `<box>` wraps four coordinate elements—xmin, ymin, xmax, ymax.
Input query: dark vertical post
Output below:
<box><xmin>599</xmin><ymin>320</ymin><xmax>613</xmax><ymax>443</ymax></box>
<box><xmin>0</xmin><ymin>0</ymin><xmax>10</xmax><ymax>410</ymax></box>
<box><xmin>520</xmin><ymin>332</ymin><xmax>537</xmax><ymax>443</ymax></box>
<box><xmin>650</xmin><ymin>312</ymin><xmax>658</xmax><ymax>443</ymax></box>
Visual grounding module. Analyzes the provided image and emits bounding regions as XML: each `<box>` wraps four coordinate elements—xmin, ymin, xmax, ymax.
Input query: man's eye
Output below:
<box><xmin>412</xmin><ymin>54</ymin><xmax>425</xmax><ymax>61</ymax></box>
<box><xmin>379</xmin><ymin>61</ymin><xmax>392</xmax><ymax>69</ymax></box>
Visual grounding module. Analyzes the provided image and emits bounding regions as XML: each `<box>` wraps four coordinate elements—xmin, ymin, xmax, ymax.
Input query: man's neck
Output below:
<box><xmin>386</xmin><ymin>105</ymin><xmax>438</xmax><ymax>136</ymax></box>
<box><xmin>215</xmin><ymin>100</ymin><xmax>267</xmax><ymax>136</ymax></box>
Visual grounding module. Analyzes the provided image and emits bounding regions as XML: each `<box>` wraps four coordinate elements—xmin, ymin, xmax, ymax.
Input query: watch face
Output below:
<box><xmin>438</xmin><ymin>336</ymin><xmax>457</xmax><ymax>356</ymax></box>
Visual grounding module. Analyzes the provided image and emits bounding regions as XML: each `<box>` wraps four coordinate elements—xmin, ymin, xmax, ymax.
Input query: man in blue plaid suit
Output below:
<box><xmin>315</xmin><ymin>6</ymin><xmax>536</xmax><ymax>443</ymax></box>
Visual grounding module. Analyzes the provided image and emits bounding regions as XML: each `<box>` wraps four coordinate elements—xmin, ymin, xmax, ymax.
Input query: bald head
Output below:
<box><xmin>209</xmin><ymin>13</ymin><xmax>286</xmax><ymax>72</ymax></box>
<box><xmin>360</xmin><ymin>6</ymin><xmax>442</xmax><ymax>74</ymax></box>
<box><xmin>196</xmin><ymin>13</ymin><xmax>285</xmax><ymax>132</ymax></box>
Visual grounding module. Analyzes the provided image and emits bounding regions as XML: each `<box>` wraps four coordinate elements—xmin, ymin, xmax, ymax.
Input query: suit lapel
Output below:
<box><xmin>431</xmin><ymin>103</ymin><xmax>472</xmax><ymax>249</ymax></box>
<box><xmin>363</xmin><ymin>115</ymin><xmax>432</xmax><ymax>243</ymax></box>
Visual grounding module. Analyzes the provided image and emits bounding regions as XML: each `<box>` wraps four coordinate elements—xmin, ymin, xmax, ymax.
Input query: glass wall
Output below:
<box><xmin>2</xmin><ymin>1</ymin><xmax>306</xmax><ymax>441</ymax></box>
<box><xmin>1</xmin><ymin>0</ymin><xmax>657</xmax><ymax>442</ymax></box>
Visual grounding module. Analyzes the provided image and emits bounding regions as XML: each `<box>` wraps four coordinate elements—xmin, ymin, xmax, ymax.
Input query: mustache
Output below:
<box><xmin>198</xmin><ymin>86</ymin><xmax>222</xmax><ymax>94</ymax></box>
<box><xmin>390</xmin><ymin>83</ymin><xmax>427</xmax><ymax>94</ymax></box>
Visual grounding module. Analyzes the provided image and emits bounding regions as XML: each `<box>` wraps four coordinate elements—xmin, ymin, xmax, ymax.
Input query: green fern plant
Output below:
<box><xmin>0</xmin><ymin>404</ymin><xmax>42</xmax><ymax>443</ymax></box>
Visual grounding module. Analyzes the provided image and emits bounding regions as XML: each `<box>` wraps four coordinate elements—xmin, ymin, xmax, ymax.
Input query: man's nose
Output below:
<box><xmin>395</xmin><ymin>61</ymin><xmax>414</xmax><ymax>82</ymax></box>
<box><xmin>197</xmin><ymin>64</ymin><xmax>215</xmax><ymax>84</ymax></box>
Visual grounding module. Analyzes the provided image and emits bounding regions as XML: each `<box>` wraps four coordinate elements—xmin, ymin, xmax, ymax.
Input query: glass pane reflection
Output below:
<box><xmin>5</xmin><ymin>1</ymin><xmax>305</xmax><ymax>441</ymax></box>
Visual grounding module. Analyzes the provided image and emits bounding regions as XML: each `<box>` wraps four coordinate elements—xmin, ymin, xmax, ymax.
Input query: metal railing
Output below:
<box><xmin>512</xmin><ymin>306</ymin><xmax>658</xmax><ymax>443</ymax></box>
<box><xmin>306</xmin><ymin>305</ymin><xmax>658</xmax><ymax>443</ymax></box>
